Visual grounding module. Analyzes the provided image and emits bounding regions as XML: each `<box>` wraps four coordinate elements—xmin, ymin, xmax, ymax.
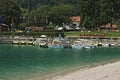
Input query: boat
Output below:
<box><xmin>62</xmin><ymin>41</ymin><xmax>71</xmax><ymax>48</ymax></box>
<box><xmin>48</xmin><ymin>44</ymin><xmax>63</xmax><ymax>48</ymax></box>
<box><xmin>71</xmin><ymin>41</ymin><xmax>83</xmax><ymax>49</ymax></box>
<box><xmin>84</xmin><ymin>45</ymin><xmax>95</xmax><ymax>49</ymax></box>
<box><xmin>13</xmin><ymin>39</ymin><xmax>19</xmax><ymax>45</ymax></box>
<box><xmin>33</xmin><ymin>38</ymin><xmax>40</xmax><ymax>46</ymax></box>
<box><xmin>26</xmin><ymin>37</ymin><xmax>34</xmax><ymax>45</ymax></box>
<box><xmin>39</xmin><ymin>40</ymin><xmax>48</xmax><ymax>48</ymax></box>
<box><xmin>98</xmin><ymin>43</ymin><xmax>102</xmax><ymax>46</ymax></box>
<box><xmin>48</xmin><ymin>37</ymin><xmax>63</xmax><ymax>49</ymax></box>
<box><xmin>39</xmin><ymin>35</ymin><xmax>49</xmax><ymax>48</ymax></box>
<box><xmin>13</xmin><ymin>36</ymin><xmax>20</xmax><ymax>45</ymax></box>
<box><xmin>20</xmin><ymin>40</ymin><xmax>26</xmax><ymax>45</ymax></box>
<box><xmin>102</xmin><ymin>43</ymin><xmax>110</xmax><ymax>47</ymax></box>
<box><xmin>109</xmin><ymin>43</ymin><xmax>116</xmax><ymax>47</ymax></box>
<box><xmin>71</xmin><ymin>44</ymin><xmax>83</xmax><ymax>49</ymax></box>
<box><xmin>27</xmin><ymin>40</ymin><xmax>33</xmax><ymax>45</ymax></box>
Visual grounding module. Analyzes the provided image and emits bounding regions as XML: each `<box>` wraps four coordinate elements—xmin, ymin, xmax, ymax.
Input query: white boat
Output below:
<box><xmin>48</xmin><ymin>44</ymin><xmax>63</xmax><ymax>48</ymax></box>
<box><xmin>71</xmin><ymin>41</ymin><xmax>83</xmax><ymax>49</ymax></box>
<box><xmin>28</xmin><ymin>41</ymin><xmax>33</xmax><ymax>45</ymax></box>
<box><xmin>20</xmin><ymin>40</ymin><xmax>26</xmax><ymax>45</ymax></box>
<box><xmin>27</xmin><ymin>39</ymin><xmax>33</xmax><ymax>45</ymax></box>
<box><xmin>33</xmin><ymin>38</ymin><xmax>41</xmax><ymax>46</ymax></box>
<box><xmin>27</xmin><ymin>37</ymin><xmax>34</xmax><ymax>45</ymax></box>
<box><xmin>84</xmin><ymin>46</ymin><xmax>91</xmax><ymax>49</ymax></box>
<box><xmin>13</xmin><ymin>36</ymin><xmax>20</xmax><ymax>45</ymax></box>
<box><xmin>71</xmin><ymin>44</ymin><xmax>83</xmax><ymax>49</ymax></box>
<box><xmin>13</xmin><ymin>40</ymin><xmax>19</xmax><ymax>44</ymax></box>
<box><xmin>33</xmin><ymin>40</ymin><xmax>39</xmax><ymax>46</ymax></box>
<box><xmin>102</xmin><ymin>43</ymin><xmax>110</xmax><ymax>47</ymax></box>
<box><xmin>48</xmin><ymin>37</ymin><xmax>63</xmax><ymax>49</ymax></box>
<box><xmin>39</xmin><ymin>40</ymin><xmax>48</xmax><ymax>48</ymax></box>
<box><xmin>110</xmin><ymin>43</ymin><xmax>116</xmax><ymax>47</ymax></box>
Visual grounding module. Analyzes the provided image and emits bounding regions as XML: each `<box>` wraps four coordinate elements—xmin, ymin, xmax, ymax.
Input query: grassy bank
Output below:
<box><xmin>64</xmin><ymin>31</ymin><xmax>120</xmax><ymax>37</ymax></box>
<box><xmin>0</xmin><ymin>31</ymin><xmax>64</xmax><ymax>37</ymax></box>
<box><xmin>0</xmin><ymin>31</ymin><xmax>120</xmax><ymax>37</ymax></box>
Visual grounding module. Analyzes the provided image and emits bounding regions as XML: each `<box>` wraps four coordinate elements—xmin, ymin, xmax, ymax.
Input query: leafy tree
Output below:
<box><xmin>27</xmin><ymin>5</ymin><xmax>50</xmax><ymax>26</ymax></box>
<box><xmin>100</xmin><ymin>0</ymin><xmax>120</xmax><ymax>28</ymax></box>
<box><xmin>12</xmin><ymin>0</ymin><xmax>120</xmax><ymax>30</ymax></box>
<box><xmin>14</xmin><ymin>0</ymin><xmax>80</xmax><ymax>10</ymax></box>
<box><xmin>0</xmin><ymin>0</ymin><xmax>21</xmax><ymax>26</ymax></box>
<box><xmin>79</xmin><ymin>0</ymin><xmax>120</xmax><ymax>29</ymax></box>
<box><xmin>48</xmin><ymin>4</ymin><xmax>76</xmax><ymax>25</ymax></box>
<box><xmin>80</xmin><ymin>0</ymin><xmax>101</xmax><ymax>29</ymax></box>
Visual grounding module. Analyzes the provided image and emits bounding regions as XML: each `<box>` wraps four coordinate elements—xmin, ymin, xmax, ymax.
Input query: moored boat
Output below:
<box><xmin>48</xmin><ymin>44</ymin><xmax>63</xmax><ymax>48</ymax></box>
<box><xmin>48</xmin><ymin>37</ymin><xmax>63</xmax><ymax>49</ymax></box>
<box><xmin>83</xmin><ymin>45</ymin><xmax>95</xmax><ymax>49</ymax></box>
<box><xmin>39</xmin><ymin>41</ymin><xmax>48</xmax><ymax>48</ymax></box>
<box><xmin>13</xmin><ymin>39</ymin><xmax>19</xmax><ymax>45</ymax></box>
<box><xmin>102</xmin><ymin>43</ymin><xmax>110</xmax><ymax>47</ymax></box>
<box><xmin>109</xmin><ymin>43</ymin><xmax>116</xmax><ymax>47</ymax></box>
<box><xmin>71</xmin><ymin>41</ymin><xmax>83</xmax><ymax>49</ymax></box>
<box><xmin>71</xmin><ymin>44</ymin><xmax>83</xmax><ymax>49</ymax></box>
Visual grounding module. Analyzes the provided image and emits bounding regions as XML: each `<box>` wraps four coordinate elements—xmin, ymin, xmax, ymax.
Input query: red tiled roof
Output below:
<box><xmin>70</xmin><ymin>16</ymin><xmax>80</xmax><ymax>22</ymax></box>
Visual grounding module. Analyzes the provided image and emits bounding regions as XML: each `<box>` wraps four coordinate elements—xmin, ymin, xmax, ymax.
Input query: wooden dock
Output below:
<box><xmin>0</xmin><ymin>36</ymin><xmax>34</xmax><ymax>45</ymax></box>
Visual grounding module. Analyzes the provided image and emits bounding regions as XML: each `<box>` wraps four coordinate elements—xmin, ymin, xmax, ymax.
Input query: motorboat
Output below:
<box><xmin>71</xmin><ymin>41</ymin><xmax>83</xmax><ymax>49</ymax></box>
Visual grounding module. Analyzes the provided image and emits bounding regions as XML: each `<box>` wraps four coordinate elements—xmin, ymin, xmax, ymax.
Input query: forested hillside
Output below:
<box><xmin>13</xmin><ymin>0</ymin><xmax>79</xmax><ymax>10</ymax></box>
<box><xmin>0</xmin><ymin>0</ymin><xmax>120</xmax><ymax>30</ymax></box>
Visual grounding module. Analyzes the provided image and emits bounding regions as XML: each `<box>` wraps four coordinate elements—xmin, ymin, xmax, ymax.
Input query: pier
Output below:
<box><xmin>66</xmin><ymin>36</ymin><xmax>120</xmax><ymax>47</ymax></box>
<box><xmin>0</xmin><ymin>35</ymin><xmax>34</xmax><ymax>45</ymax></box>
<box><xmin>0</xmin><ymin>35</ymin><xmax>120</xmax><ymax>47</ymax></box>
<box><xmin>0</xmin><ymin>36</ymin><xmax>13</xmax><ymax>44</ymax></box>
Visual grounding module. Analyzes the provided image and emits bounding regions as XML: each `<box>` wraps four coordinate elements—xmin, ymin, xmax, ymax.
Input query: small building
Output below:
<box><xmin>70</xmin><ymin>16</ymin><xmax>80</xmax><ymax>27</ymax></box>
<box><xmin>25</xmin><ymin>26</ymin><xmax>44</xmax><ymax>32</ymax></box>
<box><xmin>100</xmin><ymin>23</ymin><xmax>118</xmax><ymax>32</ymax></box>
<box><xmin>0</xmin><ymin>23</ymin><xmax>9</xmax><ymax>32</ymax></box>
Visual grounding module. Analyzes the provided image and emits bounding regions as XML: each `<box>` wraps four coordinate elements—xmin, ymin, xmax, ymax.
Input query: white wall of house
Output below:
<box><xmin>72</xmin><ymin>22</ymin><xmax>80</xmax><ymax>27</ymax></box>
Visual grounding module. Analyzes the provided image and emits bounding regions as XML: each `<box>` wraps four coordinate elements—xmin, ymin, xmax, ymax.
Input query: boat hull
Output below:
<box><xmin>71</xmin><ymin>45</ymin><xmax>83</xmax><ymax>49</ymax></box>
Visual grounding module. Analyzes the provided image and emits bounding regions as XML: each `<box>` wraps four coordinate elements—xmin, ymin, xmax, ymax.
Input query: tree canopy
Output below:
<box><xmin>0</xmin><ymin>0</ymin><xmax>21</xmax><ymax>25</ymax></box>
<box><xmin>27</xmin><ymin>5</ymin><xmax>50</xmax><ymax>26</ymax></box>
<box><xmin>1</xmin><ymin>0</ymin><xmax>120</xmax><ymax>30</ymax></box>
<box><xmin>79</xmin><ymin>0</ymin><xmax>120</xmax><ymax>29</ymax></box>
<box><xmin>48</xmin><ymin>4</ymin><xmax>76</xmax><ymax>25</ymax></box>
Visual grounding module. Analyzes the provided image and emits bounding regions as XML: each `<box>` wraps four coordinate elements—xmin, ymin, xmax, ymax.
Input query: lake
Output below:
<box><xmin>0</xmin><ymin>45</ymin><xmax>120</xmax><ymax>80</ymax></box>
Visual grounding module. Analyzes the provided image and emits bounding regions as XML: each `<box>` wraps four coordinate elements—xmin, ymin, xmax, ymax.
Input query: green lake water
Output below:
<box><xmin>0</xmin><ymin>45</ymin><xmax>120</xmax><ymax>80</ymax></box>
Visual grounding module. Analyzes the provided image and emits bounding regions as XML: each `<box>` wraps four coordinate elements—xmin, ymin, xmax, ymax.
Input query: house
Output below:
<box><xmin>64</xmin><ymin>16</ymin><xmax>81</xmax><ymax>31</ymax></box>
<box><xmin>25</xmin><ymin>26</ymin><xmax>44</xmax><ymax>32</ymax></box>
<box><xmin>100</xmin><ymin>23</ymin><xmax>118</xmax><ymax>32</ymax></box>
<box><xmin>0</xmin><ymin>23</ymin><xmax>9</xmax><ymax>32</ymax></box>
<box><xmin>70</xmin><ymin>16</ymin><xmax>80</xmax><ymax>27</ymax></box>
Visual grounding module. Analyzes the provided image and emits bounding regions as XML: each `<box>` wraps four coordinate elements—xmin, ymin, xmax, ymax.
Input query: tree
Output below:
<box><xmin>79</xmin><ymin>0</ymin><xmax>120</xmax><ymax>30</ymax></box>
<box><xmin>48</xmin><ymin>4</ymin><xmax>76</xmax><ymax>25</ymax></box>
<box><xmin>80</xmin><ymin>0</ymin><xmax>101</xmax><ymax>29</ymax></box>
<box><xmin>100</xmin><ymin>0</ymin><xmax>120</xmax><ymax>29</ymax></box>
<box><xmin>27</xmin><ymin>5</ymin><xmax>50</xmax><ymax>26</ymax></box>
<box><xmin>0</xmin><ymin>0</ymin><xmax>21</xmax><ymax>26</ymax></box>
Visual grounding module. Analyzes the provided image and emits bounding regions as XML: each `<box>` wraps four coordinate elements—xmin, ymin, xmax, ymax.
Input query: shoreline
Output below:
<box><xmin>46</xmin><ymin>61</ymin><xmax>120</xmax><ymax>80</ymax></box>
<box><xmin>0</xmin><ymin>35</ymin><xmax>120</xmax><ymax>47</ymax></box>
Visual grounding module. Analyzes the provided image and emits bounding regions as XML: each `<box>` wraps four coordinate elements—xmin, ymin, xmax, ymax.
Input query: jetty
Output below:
<box><xmin>0</xmin><ymin>35</ymin><xmax>34</xmax><ymax>45</ymax></box>
<box><xmin>0</xmin><ymin>35</ymin><xmax>13</xmax><ymax>44</ymax></box>
<box><xmin>0</xmin><ymin>35</ymin><xmax>120</xmax><ymax>48</ymax></box>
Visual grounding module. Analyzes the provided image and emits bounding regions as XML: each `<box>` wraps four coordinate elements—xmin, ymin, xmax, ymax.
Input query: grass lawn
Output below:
<box><xmin>0</xmin><ymin>31</ymin><xmax>120</xmax><ymax>37</ymax></box>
